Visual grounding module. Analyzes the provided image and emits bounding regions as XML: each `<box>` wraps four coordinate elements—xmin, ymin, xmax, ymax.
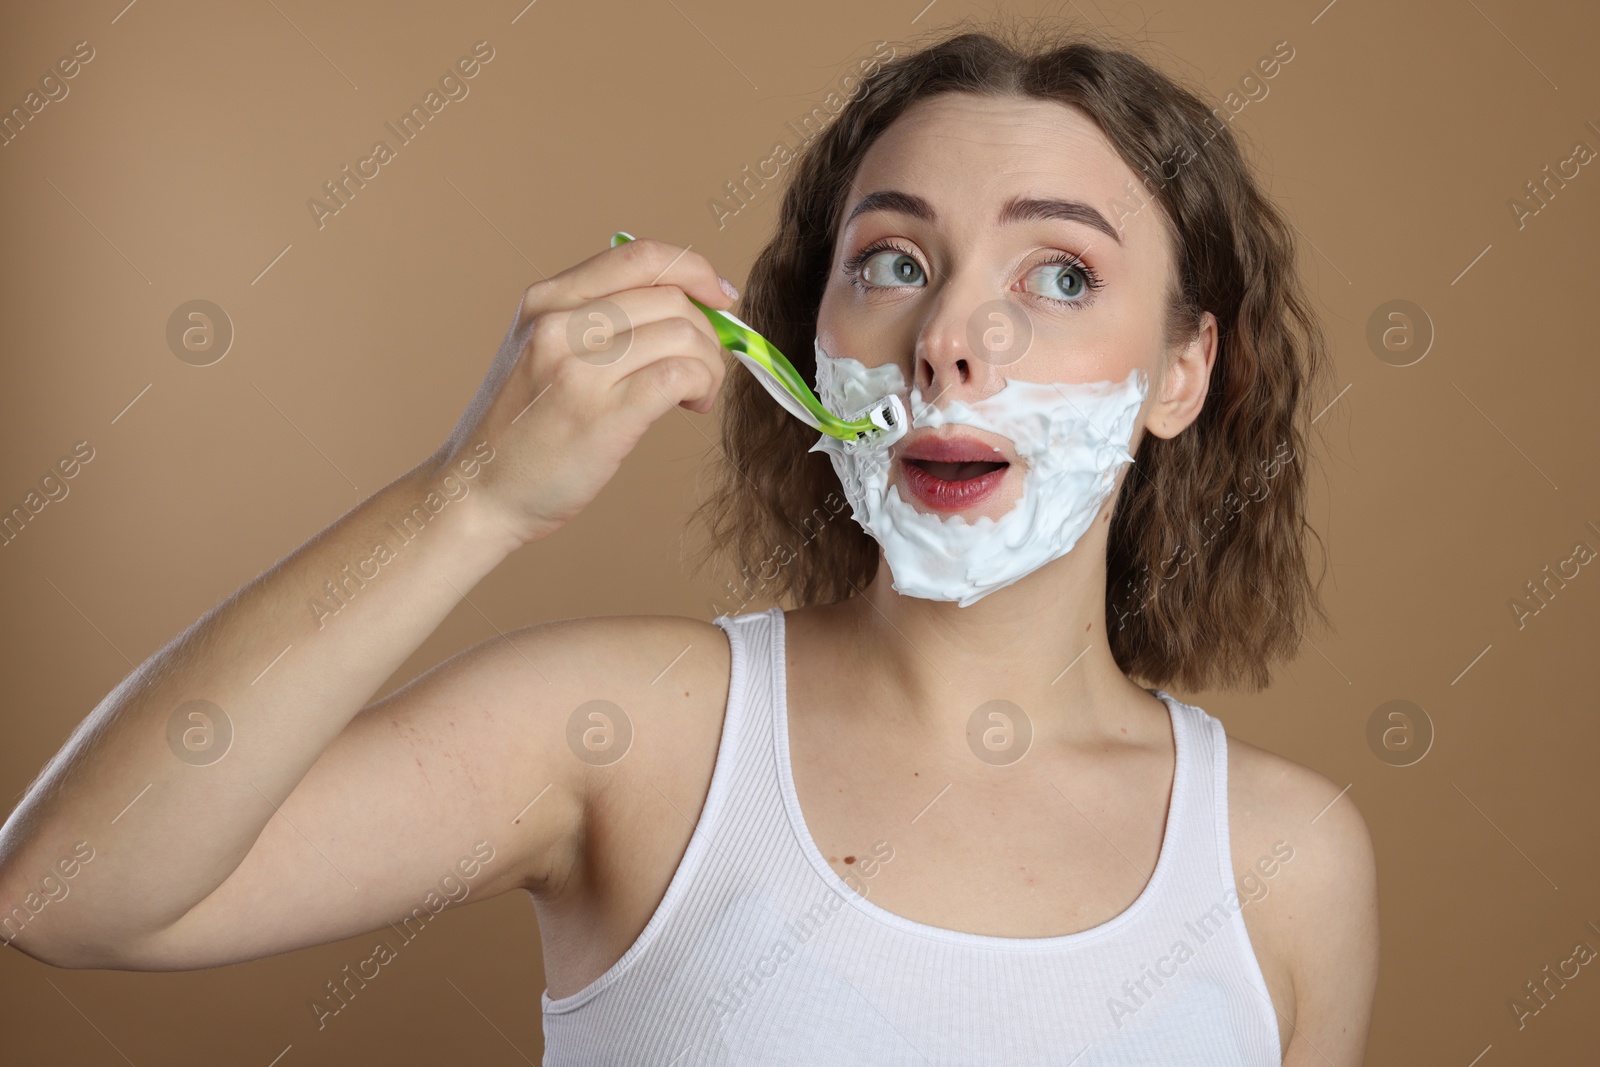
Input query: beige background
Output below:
<box><xmin>2</xmin><ymin>0</ymin><xmax>1597</xmax><ymax>1063</ymax></box>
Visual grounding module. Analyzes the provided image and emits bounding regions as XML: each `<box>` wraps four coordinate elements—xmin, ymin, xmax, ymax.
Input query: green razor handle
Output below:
<box><xmin>609</xmin><ymin>231</ymin><xmax>905</xmax><ymax>445</ymax></box>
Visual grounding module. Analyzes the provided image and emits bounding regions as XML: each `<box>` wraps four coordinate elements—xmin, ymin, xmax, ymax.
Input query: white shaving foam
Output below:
<box><xmin>807</xmin><ymin>337</ymin><xmax>1149</xmax><ymax>607</ymax></box>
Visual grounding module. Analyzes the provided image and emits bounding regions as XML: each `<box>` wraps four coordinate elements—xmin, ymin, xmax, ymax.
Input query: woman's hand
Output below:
<box><xmin>437</xmin><ymin>237</ymin><xmax>736</xmax><ymax>547</ymax></box>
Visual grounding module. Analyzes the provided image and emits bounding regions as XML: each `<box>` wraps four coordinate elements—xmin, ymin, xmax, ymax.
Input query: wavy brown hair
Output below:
<box><xmin>685</xmin><ymin>18</ymin><xmax>1333</xmax><ymax>693</ymax></box>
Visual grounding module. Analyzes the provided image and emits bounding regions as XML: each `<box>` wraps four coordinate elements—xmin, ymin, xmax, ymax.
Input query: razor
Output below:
<box><xmin>609</xmin><ymin>231</ymin><xmax>906</xmax><ymax>446</ymax></box>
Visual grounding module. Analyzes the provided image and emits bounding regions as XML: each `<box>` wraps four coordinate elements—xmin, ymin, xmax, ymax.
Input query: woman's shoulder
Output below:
<box><xmin>1222</xmin><ymin>728</ymin><xmax>1380</xmax><ymax>1058</ymax></box>
<box><xmin>508</xmin><ymin>612</ymin><xmax>735</xmax><ymax>784</ymax></box>
<box><xmin>524</xmin><ymin>613</ymin><xmax>732</xmax><ymax>685</ymax></box>
<box><xmin>1221</xmin><ymin>731</ymin><xmax>1374</xmax><ymax>877</ymax></box>
<box><xmin>518</xmin><ymin>611</ymin><xmax>735</xmax><ymax>863</ymax></box>
<box><xmin>1163</xmin><ymin>695</ymin><xmax>1372</xmax><ymax>866</ymax></box>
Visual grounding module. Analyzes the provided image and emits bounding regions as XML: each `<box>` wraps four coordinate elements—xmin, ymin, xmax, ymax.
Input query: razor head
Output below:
<box><xmin>844</xmin><ymin>394</ymin><xmax>908</xmax><ymax>450</ymax></box>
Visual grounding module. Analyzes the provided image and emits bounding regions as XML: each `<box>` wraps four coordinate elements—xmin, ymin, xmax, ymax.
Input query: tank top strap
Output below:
<box><xmin>1141</xmin><ymin>689</ymin><xmax>1235</xmax><ymax>913</ymax></box>
<box><xmin>708</xmin><ymin>603</ymin><xmax>786</xmax><ymax>796</ymax></box>
<box><xmin>710</xmin><ymin>604</ymin><xmax>784</xmax><ymax>741</ymax></box>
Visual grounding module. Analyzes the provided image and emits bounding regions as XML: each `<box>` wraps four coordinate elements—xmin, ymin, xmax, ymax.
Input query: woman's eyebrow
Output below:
<box><xmin>845</xmin><ymin>190</ymin><xmax>1123</xmax><ymax>246</ymax></box>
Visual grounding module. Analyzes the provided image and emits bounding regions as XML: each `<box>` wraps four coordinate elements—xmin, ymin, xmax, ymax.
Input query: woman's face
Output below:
<box><xmin>817</xmin><ymin>91</ymin><xmax>1207</xmax><ymax>523</ymax></box>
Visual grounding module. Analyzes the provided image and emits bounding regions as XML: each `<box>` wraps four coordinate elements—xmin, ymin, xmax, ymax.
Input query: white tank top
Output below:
<box><xmin>540</xmin><ymin>606</ymin><xmax>1283</xmax><ymax>1065</ymax></box>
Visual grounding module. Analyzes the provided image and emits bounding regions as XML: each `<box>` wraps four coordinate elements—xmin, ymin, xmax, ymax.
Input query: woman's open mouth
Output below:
<box><xmin>899</xmin><ymin>458</ymin><xmax>1010</xmax><ymax>512</ymax></box>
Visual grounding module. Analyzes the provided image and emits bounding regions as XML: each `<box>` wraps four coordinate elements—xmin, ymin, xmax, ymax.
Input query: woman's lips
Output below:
<box><xmin>899</xmin><ymin>457</ymin><xmax>1010</xmax><ymax>512</ymax></box>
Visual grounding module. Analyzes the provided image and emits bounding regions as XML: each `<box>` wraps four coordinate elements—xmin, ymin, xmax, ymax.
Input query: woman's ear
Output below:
<box><xmin>1145</xmin><ymin>311</ymin><xmax>1218</xmax><ymax>439</ymax></box>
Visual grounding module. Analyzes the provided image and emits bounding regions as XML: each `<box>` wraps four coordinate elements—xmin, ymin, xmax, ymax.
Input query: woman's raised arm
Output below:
<box><xmin>0</xmin><ymin>237</ymin><xmax>735</xmax><ymax>969</ymax></box>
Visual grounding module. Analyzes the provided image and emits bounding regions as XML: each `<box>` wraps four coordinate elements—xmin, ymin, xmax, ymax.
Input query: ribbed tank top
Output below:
<box><xmin>540</xmin><ymin>606</ymin><xmax>1283</xmax><ymax>1065</ymax></box>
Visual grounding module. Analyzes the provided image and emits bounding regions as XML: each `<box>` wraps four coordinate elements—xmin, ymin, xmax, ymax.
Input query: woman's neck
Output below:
<box><xmin>793</xmin><ymin>543</ymin><xmax>1163</xmax><ymax>753</ymax></box>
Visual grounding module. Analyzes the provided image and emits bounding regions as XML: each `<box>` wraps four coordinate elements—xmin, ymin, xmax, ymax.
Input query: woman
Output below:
<box><xmin>0</xmin><ymin>23</ymin><xmax>1376</xmax><ymax>1066</ymax></box>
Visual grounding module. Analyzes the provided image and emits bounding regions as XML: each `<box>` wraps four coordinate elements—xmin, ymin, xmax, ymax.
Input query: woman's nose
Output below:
<box><xmin>913</xmin><ymin>298</ymin><xmax>1029</xmax><ymax>406</ymax></box>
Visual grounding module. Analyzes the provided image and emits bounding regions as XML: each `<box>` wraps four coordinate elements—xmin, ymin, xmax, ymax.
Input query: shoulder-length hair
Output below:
<box><xmin>686</xmin><ymin>18</ymin><xmax>1333</xmax><ymax>693</ymax></box>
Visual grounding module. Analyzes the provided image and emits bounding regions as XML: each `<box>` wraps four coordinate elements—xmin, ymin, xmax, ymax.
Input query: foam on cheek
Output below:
<box><xmin>807</xmin><ymin>337</ymin><xmax>1148</xmax><ymax>607</ymax></box>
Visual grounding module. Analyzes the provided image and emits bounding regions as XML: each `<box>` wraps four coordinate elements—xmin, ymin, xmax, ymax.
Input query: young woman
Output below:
<box><xmin>0</xmin><ymin>25</ymin><xmax>1377</xmax><ymax>1066</ymax></box>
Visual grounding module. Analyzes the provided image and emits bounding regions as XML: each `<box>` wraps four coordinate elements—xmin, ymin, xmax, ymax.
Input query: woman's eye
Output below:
<box><xmin>1023</xmin><ymin>262</ymin><xmax>1090</xmax><ymax>301</ymax></box>
<box><xmin>862</xmin><ymin>250</ymin><xmax>925</xmax><ymax>287</ymax></box>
